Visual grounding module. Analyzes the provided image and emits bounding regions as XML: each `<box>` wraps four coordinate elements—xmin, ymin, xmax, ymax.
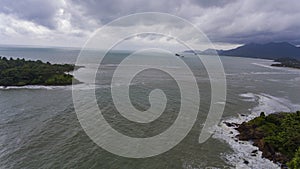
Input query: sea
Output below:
<box><xmin>0</xmin><ymin>46</ymin><xmax>300</xmax><ymax>169</ymax></box>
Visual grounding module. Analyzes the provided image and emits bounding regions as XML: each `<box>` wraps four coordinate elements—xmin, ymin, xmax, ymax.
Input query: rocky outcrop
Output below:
<box><xmin>234</xmin><ymin>121</ymin><xmax>289</xmax><ymax>167</ymax></box>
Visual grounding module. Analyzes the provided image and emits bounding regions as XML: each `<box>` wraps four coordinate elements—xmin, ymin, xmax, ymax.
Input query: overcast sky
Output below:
<box><xmin>0</xmin><ymin>0</ymin><xmax>300</xmax><ymax>50</ymax></box>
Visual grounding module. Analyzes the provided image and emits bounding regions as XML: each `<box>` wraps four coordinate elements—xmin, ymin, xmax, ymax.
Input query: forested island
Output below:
<box><xmin>271</xmin><ymin>58</ymin><xmax>300</xmax><ymax>69</ymax></box>
<box><xmin>233</xmin><ymin>112</ymin><xmax>300</xmax><ymax>168</ymax></box>
<box><xmin>0</xmin><ymin>56</ymin><xmax>81</xmax><ymax>86</ymax></box>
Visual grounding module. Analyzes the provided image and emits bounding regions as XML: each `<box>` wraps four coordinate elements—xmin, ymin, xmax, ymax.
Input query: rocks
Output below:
<box><xmin>250</xmin><ymin>149</ymin><xmax>258</xmax><ymax>157</ymax></box>
<box><xmin>236</xmin><ymin>122</ymin><xmax>265</xmax><ymax>141</ymax></box>
<box><xmin>244</xmin><ymin>159</ymin><xmax>249</xmax><ymax>165</ymax></box>
<box><xmin>223</xmin><ymin>122</ymin><xmax>239</xmax><ymax>127</ymax></box>
<box><xmin>251</xmin><ymin>150</ymin><xmax>258</xmax><ymax>154</ymax></box>
<box><xmin>223</xmin><ymin>112</ymin><xmax>300</xmax><ymax>167</ymax></box>
<box><xmin>234</xmin><ymin>116</ymin><xmax>290</xmax><ymax>166</ymax></box>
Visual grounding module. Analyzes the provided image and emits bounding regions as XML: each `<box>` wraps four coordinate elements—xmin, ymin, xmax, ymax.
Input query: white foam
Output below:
<box><xmin>252</xmin><ymin>62</ymin><xmax>300</xmax><ymax>74</ymax></box>
<box><xmin>252</xmin><ymin>63</ymin><xmax>279</xmax><ymax>69</ymax></box>
<box><xmin>241</xmin><ymin>71</ymin><xmax>298</xmax><ymax>75</ymax></box>
<box><xmin>0</xmin><ymin>85</ymin><xmax>67</xmax><ymax>90</ymax></box>
<box><xmin>226</xmin><ymin>67</ymin><xmax>300</xmax><ymax>77</ymax></box>
<box><xmin>213</xmin><ymin>93</ymin><xmax>300</xmax><ymax>169</ymax></box>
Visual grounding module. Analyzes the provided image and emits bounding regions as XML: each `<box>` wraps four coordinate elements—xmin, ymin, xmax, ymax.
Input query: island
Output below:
<box><xmin>271</xmin><ymin>58</ymin><xmax>300</xmax><ymax>69</ymax></box>
<box><xmin>0</xmin><ymin>56</ymin><xmax>82</xmax><ymax>86</ymax></box>
<box><xmin>232</xmin><ymin>111</ymin><xmax>300</xmax><ymax>168</ymax></box>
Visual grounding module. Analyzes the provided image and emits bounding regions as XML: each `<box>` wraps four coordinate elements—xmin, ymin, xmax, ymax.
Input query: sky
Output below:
<box><xmin>0</xmin><ymin>0</ymin><xmax>300</xmax><ymax>50</ymax></box>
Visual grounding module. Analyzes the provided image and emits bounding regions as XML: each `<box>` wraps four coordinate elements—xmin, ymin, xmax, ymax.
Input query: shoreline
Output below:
<box><xmin>231</xmin><ymin>111</ymin><xmax>300</xmax><ymax>168</ymax></box>
<box><xmin>0</xmin><ymin>66</ymin><xmax>85</xmax><ymax>90</ymax></box>
<box><xmin>271</xmin><ymin>58</ymin><xmax>300</xmax><ymax>69</ymax></box>
<box><xmin>213</xmin><ymin>93</ymin><xmax>300</xmax><ymax>168</ymax></box>
<box><xmin>0</xmin><ymin>57</ymin><xmax>84</xmax><ymax>87</ymax></box>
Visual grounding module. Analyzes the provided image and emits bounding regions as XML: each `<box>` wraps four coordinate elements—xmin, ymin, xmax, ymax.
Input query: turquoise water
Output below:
<box><xmin>0</xmin><ymin>46</ymin><xmax>300</xmax><ymax>168</ymax></box>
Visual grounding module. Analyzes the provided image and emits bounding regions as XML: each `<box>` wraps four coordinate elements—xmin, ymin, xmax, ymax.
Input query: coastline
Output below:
<box><xmin>0</xmin><ymin>67</ymin><xmax>84</xmax><ymax>89</ymax></box>
<box><xmin>233</xmin><ymin>111</ymin><xmax>300</xmax><ymax>167</ymax></box>
<box><xmin>271</xmin><ymin>58</ymin><xmax>300</xmax><ymax>69</ymax></box>
<box><xmin>0</xmin><ymin>57</ymin><xmax>83</xmax><ymax>87</ymax></box>
<box><xmin>213</xmin><ymin>93</ymin><xmax>300</xmax><ymax>168</ymax></box>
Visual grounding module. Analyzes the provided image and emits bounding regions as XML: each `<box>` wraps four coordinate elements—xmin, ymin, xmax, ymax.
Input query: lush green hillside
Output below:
<box><xmin>0</xmin><ymin>56</ymin><xmax>81</xmax><ymax>86</ymax></box>
<box><xmin>236</xmin><ymin>112</ymin><xmax>300</xmax><ymax>168</ymax></box>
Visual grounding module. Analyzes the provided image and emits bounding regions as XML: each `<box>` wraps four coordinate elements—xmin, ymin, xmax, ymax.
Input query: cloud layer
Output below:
<box><xmin>0</xmin><ymin>0</ymin><xmax>300</xmax><ymax>49</ymax></box>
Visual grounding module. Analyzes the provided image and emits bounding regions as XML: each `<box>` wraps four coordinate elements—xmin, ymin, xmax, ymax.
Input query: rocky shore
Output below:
<box><xmin>225</xmin><ymin>112</ymin><xmax>300</xmax><ymax>168</ymax></box>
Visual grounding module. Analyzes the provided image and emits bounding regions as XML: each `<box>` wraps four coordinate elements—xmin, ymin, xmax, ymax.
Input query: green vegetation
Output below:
<box><xmin>0</xmin><ymin>56</ymin><xmax>81</xmax><ymax>86</ymax></box>
<box><xmin>236</xmin><ymin>111</ymin><xmax>300</xmax><ymax>167</ymax></box>
<box><xmin>271</xmin><ymin>58</ymin><xmax>300</xmax><ymax>69</ymax></box>
<box><xmin>288</xmin><ymin>147</ymin><xmax>300</xmax><ymax>169</ymax></box>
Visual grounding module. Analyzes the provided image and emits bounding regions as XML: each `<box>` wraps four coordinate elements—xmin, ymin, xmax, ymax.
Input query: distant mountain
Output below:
<box><xmin>219</xmin><ymin>42</ymin><xmax>300</xmax><ymax>60</ymax></box>
<box><xmin>201</xmin><ymin>49</ymin><xmax>219</xmax><ymax>55</ymax></box>
<box><xmin>183</xmin><ymin>50</ymin><xmax>202</xmax><ymax>54</ymax></box>
<box><xmin>183</xmin><ymin>49</ymin><xmax>220</xmax><ymax>55</ymax></box>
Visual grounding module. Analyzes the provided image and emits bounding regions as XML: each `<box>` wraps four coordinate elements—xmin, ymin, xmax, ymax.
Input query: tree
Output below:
<box><xmin>288</xmin><ymin>148</ymin><xmax>300</xmax><ymax>169</ymax></box>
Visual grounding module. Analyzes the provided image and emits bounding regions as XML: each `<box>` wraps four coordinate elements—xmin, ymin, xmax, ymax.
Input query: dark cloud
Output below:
<box><xmin>67</xmin><ymin>0</ymin><xmax>300</xmax><ymax>46</ymax></box>
<box><xmin>1</xmin><ymin>0</ymin><xmax>300</xmax><ymax>47</ymax></box>
<box><xmin>192</xmin><ymin>0</ymin><xmax>300</xmax><ymax>45</ymax></box>
<box><xmin>68</xmin><ymin>0</ymin><xmax>183</xmax><ymax>24</ymax></box>
<box><xmin>190</xmin><ymin>0</ymin><xmax>236</xmax><ymax>8</ymax></box>
<box><xmin>0</xmin><ymin>0</ymin><xmax>63</xmax><ymax>29</ymax></box>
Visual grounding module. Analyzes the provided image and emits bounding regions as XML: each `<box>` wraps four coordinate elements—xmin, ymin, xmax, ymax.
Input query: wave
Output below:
<box><xmin>225</xmin><ymin>72</ymin><xmax>294</xmax><ymax>79</ymax></box>
<box><xmin>0</xmin><ymin>82</ymin><xmax>140</xmax><ymax>91</ymax></box>
<box><xmin>101</xmin><ymin>63</ymin><xmax>182</xmax><ymax>69</ymax></box>
<box><xmin>213</xmin><ymin>93</ymin><xmax>300</xmax><ymax>169</ymax></box>
<box><xmin>0</xmin><ymin>84</ymin><xmax>109</xmax><ymax>91</ymax></box>
<box><xmin>226</xmin><ymin>70</ymin><xmax>300</xmax><ymax>77</ymax></box>
<box><xmin>0</xmin><ymin>85</ymin><xmax>67</xmax><ymax>90</ymax></box>
<box><xmin>252</xmin><ymin>62</ymin><xmax>279</xmax><ymax>69</ymax></box>
<box><xmin>252</xmin><ymin>62</ymin><xmax>300</xmax><ymax>73</ymax></box>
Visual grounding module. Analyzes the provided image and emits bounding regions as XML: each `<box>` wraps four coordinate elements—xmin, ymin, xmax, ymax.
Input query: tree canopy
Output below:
<box><xmin>0</xmin><ymin>56</ymin><xmax>81</xmax><ymax>86</ymax></box>
<box><xmin>238</xmin><ymin>111</ymin><xmax>300</xmax><ymax>168</ymax></box>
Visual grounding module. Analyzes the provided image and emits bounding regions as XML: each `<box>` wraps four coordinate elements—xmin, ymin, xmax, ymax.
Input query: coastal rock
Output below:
<box><xmin>251</xmin><ymin>150</ymin><xmax>258</xmax><ymax>154</ymax></box>
<box><xmin>244</xmin><ymin>159</ymin><xmax>249</xmax><ymax>165</ymax></box>
<box><xmin>234</xmin><ymin>113</ymin><xmax>298</xmax><ymax>167</ymax></box>
<box><xmin>236</xmin><ymin>122</ymin><xmax>265</xmax><ymax>140</ymax></box>
<box><xmin>223</xmin><ymin>122</ymin><xmax>239</xmax><ymax>127</ymax></box>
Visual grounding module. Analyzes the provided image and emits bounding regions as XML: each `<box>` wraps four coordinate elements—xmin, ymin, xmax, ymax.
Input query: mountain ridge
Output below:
<box><xmin>219</xmin><ymin>42</ymin><xmax>300</xmax><ymax>60</ymax></box>
<box><xmin>184</xmin><ymin>42</ymin><xmax>300</xmax><ymax>60</ymax></box>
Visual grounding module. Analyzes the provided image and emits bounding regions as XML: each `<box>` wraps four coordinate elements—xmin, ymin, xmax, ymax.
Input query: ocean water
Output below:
<box><xmin>0</xmin><ymin>46</ymin><xmax>300</xmax><ymax>169</ymax></box>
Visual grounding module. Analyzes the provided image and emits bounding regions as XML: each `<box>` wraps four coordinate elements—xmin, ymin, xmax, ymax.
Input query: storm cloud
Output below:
<box><xmin>0</xmin><ymin>0</ymin><xmax>300</xmax><ymax>48</ymax></box>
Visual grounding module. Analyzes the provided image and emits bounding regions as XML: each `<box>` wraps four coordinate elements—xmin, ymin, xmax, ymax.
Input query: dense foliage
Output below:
<box><xmin>243</xmin><ymin>111</ymin><xmax>300</xmax><ymax>168</ymax></box>
<box><xmin>0</xmin><ymin>56</ymin><xmax>80</xmax><ymax>86</ymax></box>
<box><xmin>288</xmin><ymin>147</ymin><xmax>300</xmax><ymax>169</ymax></box>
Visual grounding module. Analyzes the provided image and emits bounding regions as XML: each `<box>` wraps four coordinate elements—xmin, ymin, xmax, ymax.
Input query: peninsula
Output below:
<box><xmin>271</xmin><ymin>58</ymin><xmax>300</xmax><ymax>69</ymax></box>
<box><xmin>0</xmin><ymin>56</ymin><xmax>81</xmax><ymax>86</ymax></box>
